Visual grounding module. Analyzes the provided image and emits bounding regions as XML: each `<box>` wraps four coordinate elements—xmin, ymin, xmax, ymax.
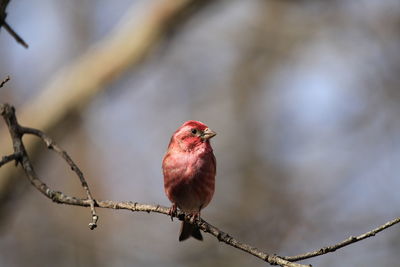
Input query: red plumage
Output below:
<box><xmin>162</xmin><ymin>120</ymin><xmax>216</xmax><ymax>241</ymax></box>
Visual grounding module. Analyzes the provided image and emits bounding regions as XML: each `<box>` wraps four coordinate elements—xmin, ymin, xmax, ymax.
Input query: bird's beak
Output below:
<box><xmin>202</xmin><ymin>128</ymin><xmax>217</xmax><ymax>140</ymax></box>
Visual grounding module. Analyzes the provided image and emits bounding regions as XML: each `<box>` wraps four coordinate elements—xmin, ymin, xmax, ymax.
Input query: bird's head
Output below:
<box><xmin>169</xmin><ymin>120</ymin><xmax>216</xmax><ymax>152</ymax></box>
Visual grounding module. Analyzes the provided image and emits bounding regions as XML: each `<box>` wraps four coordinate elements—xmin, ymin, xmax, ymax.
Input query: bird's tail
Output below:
<box><xmin>179</xmin><ymin>221</ymin><xmax>203</xmax><ymax>241</ymax></box>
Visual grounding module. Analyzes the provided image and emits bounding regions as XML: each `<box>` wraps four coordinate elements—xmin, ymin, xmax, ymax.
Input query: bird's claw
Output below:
<box><xmin>189</xmin><ymin>212</ymin><xmax>200</xmax><ymax>224</ymax></box>
<box><xmin>168</xmin><ymin>204</ymin><xmax>177</xmax><ymax>221</ymax></box>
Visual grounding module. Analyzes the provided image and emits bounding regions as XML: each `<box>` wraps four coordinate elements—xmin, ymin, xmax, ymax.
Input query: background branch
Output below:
<box><xmin>0</xmin><ymin>75</ymin><xmax>10</xmax><ymax>88</ymax></box>
<box><xmin>0</xmin><ymin>0</ymin><xmax>28</xmax><ymax>48</ymax></box>
<box><xmin>2</xmin><ymin>21</ymin><xmax>28</xmax><ymax>48</ymax></box>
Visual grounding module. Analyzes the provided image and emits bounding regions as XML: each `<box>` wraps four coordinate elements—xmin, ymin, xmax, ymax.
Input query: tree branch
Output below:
<box><xmin>0</xmin><ymin>103</ymin><xmax>307</xmax><ymax>267</ymax></box>
<box><xmin>2</xmin><ymin>102</ymin><xmax>400</xmax><ymax>266</ymax></box>
<box><xmin>20</xmin><ymin>126</ymin><xmax>98</xmax><ymax>229</ymax></box>
<box><xmin>1</xmin><ymin>104</ymin><xmax>98</xmax><ymax>229</ymax></box>
<box><xmin>0</xmin><ymin>0</ymin><xmax>28</xmax><ymax>48</ymax></box>
<box><xmin>0</xmin><ymin>152</ymin><xmax>20</xmax><ymax>167</ymax></box>
<box><xmin>2</xmin><ymin>20</ymin><xmax>28</xmax><ymax>48</ymax></box>
<box><xmin>282</xmin><ymin>217</ymin><xmax>400</xmax><ymax>262</ymax></box>
<box><xmin>0</xmin><ymin>75</ymin><xmax>10</xmax><ymax>88</ymax></box>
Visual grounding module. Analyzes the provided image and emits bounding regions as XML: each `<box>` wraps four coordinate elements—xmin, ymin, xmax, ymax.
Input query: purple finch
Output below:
<box><xmin>162</xmin><ymin>120</ymin><xmax>216</xmax><ymax>241</ymax></box>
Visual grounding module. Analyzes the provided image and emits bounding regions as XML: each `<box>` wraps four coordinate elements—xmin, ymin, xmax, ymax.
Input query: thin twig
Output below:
<box><xmin>0</xmin><ymin>152</ymin><xmax>19</xmax><ymax>167</ymax></box>
<box><xmin>0</xmin><ymin>75</ymin><xmax>10</xmax><ymax>88</ymax></box>
<box><xmin>0</xmin><ymin>104</ymin><xmax>98</xmax><ymax>230</ymax></box>
<box><xmin>21</xmin><ymin>126</ymin><xmax>98</xmax><ymax>229</ymax></box>
<box><xmin>3</xmin><ymin>21</ymin><xmax>28</xmax><ymax>48</ymax></box>
<box><xmin>282</xmin><ymin>217</ymin><xmax>400</xmax><ymax>262</ymax></box>
<box><xmin>0</xmin><ymin>0</ymin><xmax>28</xmax><ymax>48</ymax></box>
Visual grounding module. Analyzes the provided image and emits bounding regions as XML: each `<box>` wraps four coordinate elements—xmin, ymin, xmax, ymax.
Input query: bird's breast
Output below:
<box><xmin>163</xmin><ymin>148</ymin><xmax>216</xmax><ymax>212</ymax></box>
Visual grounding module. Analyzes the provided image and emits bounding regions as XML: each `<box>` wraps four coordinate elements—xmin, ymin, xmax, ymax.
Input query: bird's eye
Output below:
<box><xmin>191</xmin><ymin>129</ymin><xmax>197</xmax><ymax>134</ymax></box>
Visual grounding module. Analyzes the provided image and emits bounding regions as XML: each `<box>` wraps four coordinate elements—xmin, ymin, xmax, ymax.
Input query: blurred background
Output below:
<box><xmin>1</xmin><ymin>0</ymin><xmax>400</xmax><ymax>266</ymax></box>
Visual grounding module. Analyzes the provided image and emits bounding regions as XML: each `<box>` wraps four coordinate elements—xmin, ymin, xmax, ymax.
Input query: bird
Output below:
<box><xmin>162</xmin><ymin>120</ymin><xmax>216</xmax><ymax>241</ymax></box>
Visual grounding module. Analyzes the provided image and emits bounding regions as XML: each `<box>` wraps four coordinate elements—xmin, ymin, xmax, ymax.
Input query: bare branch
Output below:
<box><xmin>2</xmin><ymin>102</ymin><xmax>400</xmax><ymax>266</ymax></box>
<box><xmin>22</xmin><ymin>126</ymin><xmax>99</xmax><ymax>229</ymax></box>
<box><xmin>0</xmin><ymin>102</ymin><xmax>310</xmax><ymax>267</ymax></box>
<box><xmin>0</xmin><ymin>152</ymin><xmax>19</xmax><ymax>167</ymax></box>
<box><xmin>0</xmin><ymin>0</ymin><xmax>28</xmax><ymax>48</ymax></box>
<box><xmin>0</xmin><ymin>75</ymin><xmax>10</xmax><ymax>88</ymax></box>
<box><xmin>282</xmin><ymin>217</ymin><xmax>400</xmax><ymax>262</ymax></box>
<box><xmin>2</xmin><ymin>21</ymin><xmax>28</xmax><ymax>48</ymax></box>
<box><xmin>3</xmin><ymin>102</ymin><xmax>399</xmax><ymax>266</ymax></box>
<box><xmin>1</xmin><ymin>104</ymin><xmax>98</xmax><ymax>230</ymax></box>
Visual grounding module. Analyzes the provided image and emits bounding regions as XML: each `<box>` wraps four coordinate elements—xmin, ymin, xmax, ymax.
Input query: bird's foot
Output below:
<box><xmin>189</xmin><ymin>212</ymin><xmax>201</xmax><ymax>224</ymax></box>
<box><xmin>168</xmin><ymin>204</ymin><xmax>177</xmax><ymax>221</ymax></box>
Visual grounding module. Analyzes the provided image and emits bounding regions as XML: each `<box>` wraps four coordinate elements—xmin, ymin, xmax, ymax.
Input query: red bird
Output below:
<box><xmin>162</xmin><ymin>120</ymin><xmax>216</xmax><ymax>241</ymax></box>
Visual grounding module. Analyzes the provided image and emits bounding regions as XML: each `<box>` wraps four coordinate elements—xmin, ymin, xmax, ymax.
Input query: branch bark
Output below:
<box><xmin>0</xmin><ymin>152</ymin><xmax>19</xmax><ymax>167</ymax></box>
<box><xmin>21</xmin><ymin>126</ymin><xmax>98</xmax><ymax>229</ymax></box>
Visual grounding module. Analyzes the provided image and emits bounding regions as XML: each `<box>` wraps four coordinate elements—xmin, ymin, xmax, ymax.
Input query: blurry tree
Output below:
<box><xmin>1</xmin><ymin>0</ymin><xmax>400</xmax><ymax>267</ymax></box>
